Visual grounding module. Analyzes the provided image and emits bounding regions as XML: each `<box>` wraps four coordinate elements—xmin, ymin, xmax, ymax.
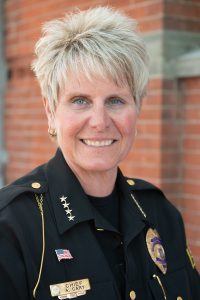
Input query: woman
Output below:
<box><xmin>0</xmin><ymin>6</ymin><xmax>199</xmax><ymax>300</ymax></box>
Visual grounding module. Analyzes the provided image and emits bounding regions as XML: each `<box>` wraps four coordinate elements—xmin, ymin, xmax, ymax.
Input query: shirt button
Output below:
<box><xmin>177</xmin><ymin>297</ymin><xmax>183</xmax><ymax>300</ymax></box>
<box><xmin>130</xmin><ymin>290</ymin><xmax>136</xmax><ymax>300</ymax></box>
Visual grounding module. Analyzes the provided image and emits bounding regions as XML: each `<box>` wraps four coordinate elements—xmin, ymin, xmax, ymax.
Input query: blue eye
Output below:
<box><xmin>72</xmin><ymin>97</ymin><xmax>88</xmax><ymax>105</ymax></box>
<box><xmin>71</xmin><ymin>97</ymin><xmax>91</xmax><ymax>110</ymax></box>
<box><xmin>106</xmin><ymin>98</ymin><xmax>125</xmax><ymax>107</ymax></box>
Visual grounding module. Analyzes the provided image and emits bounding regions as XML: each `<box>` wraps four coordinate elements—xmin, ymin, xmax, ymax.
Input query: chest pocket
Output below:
<box><xmin>149</xmin><ymin>267</ymin><xmax>192</xmax><ymax>300</ymax></box>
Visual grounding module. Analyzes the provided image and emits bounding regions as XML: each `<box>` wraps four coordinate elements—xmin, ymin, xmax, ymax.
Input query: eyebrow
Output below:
<box><xmin>67</xmin><ymin>93</ymin><xmax>91</xmax><ymax>99</ymax></box>
<box><xmin>66</xmin><ymin>92</ymin><xmax>131</xmax><ymax>100</ymax></box>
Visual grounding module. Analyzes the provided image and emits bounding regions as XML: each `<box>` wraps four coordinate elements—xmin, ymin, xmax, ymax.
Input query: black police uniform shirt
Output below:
<box><xmin>88</xmin><ymin>188</ymin><xmax>126</xmax><ymax>298</ymax></box>
<box><xmin>0</xmin><ymin>149</ymin><xmax>200</xmax><ymax>300</ymax></box>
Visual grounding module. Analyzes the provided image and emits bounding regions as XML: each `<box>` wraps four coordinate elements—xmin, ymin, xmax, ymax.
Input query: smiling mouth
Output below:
<box><xmin>81</xmin><ymin>139</ymin><xmax>116</xmax><ymax>147</ymax></box>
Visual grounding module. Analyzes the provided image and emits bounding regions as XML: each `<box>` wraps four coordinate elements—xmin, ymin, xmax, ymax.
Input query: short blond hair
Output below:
<box><xmin>32</xmin><ymin>6</ymin><xmax>149</xmax><ymax>112</ymax></box>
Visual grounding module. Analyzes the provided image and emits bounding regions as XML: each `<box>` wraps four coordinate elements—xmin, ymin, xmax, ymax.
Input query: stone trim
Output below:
<box><xmin>175</xmin><ymin>49</ymin><xmax>200</xmax><ymax>78</ymax></box>
<box><xmin>143</xmin><ymin>30</ymin><xmax>200</xmax><ymax>79</ymax></box>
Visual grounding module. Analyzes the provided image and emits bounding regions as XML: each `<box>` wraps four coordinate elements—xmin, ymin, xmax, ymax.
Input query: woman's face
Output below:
<box><xmin>45</xmin><ymin>75</ymin><xmax>138</xmax><ymax>175</ymax></box>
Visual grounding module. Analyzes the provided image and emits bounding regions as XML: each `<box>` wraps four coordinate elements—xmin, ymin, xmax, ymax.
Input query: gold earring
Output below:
<box><xmin>48</xmin><ymin>128</ymin><xmax>57</xmax><ymax>137</ymax></box>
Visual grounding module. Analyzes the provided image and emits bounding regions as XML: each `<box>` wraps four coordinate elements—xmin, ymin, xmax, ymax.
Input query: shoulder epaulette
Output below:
<box><xmin>125</xmin><ymin>177</ymin><xmax>161</xmax><ymax>191</ymax></box>
<box><xmin>0</xmin><ymin>164</ymin><xmax>48</xmax><ymax>211</ymax></box>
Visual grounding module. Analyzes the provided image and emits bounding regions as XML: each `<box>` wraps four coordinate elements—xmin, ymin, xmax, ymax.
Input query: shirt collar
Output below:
<box><xmin>45</xmin><ymin>149</ymin><xmax>94</xmax><ymax>234</ymax></box>
<box><xmin>116</xmin><ymin>170</ymin><xmax>150</xmax><ymax>245</ymax></box>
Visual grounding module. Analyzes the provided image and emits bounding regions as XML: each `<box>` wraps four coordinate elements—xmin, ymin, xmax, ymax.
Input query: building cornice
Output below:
<box><xmin>143</xmin><ymin>30</ymin><xmax>200</xmax><ymax>79</ymax></box>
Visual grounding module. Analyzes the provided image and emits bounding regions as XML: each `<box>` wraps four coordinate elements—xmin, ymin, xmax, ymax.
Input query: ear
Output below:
<box><xmin>43</xmin><ymin>98</ymin><xmax>55</xmax><ymax>129</ymax></box>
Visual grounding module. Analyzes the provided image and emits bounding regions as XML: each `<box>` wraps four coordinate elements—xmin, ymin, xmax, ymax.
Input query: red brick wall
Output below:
<box><xmin>4</xmin><ymin>0</ymin><xmax>200</xmax><ymax>269</ymax></box>
<box><xmin>162</xmin><ymin>0</ymin><xmax>200</xmax><ymax>268</ymax></box>
<box><xmin>179</xmin><ymin>77</ymin><xmax>200</xmax><ymax>267</ymax></box>
<box><xmin>164</xmin><ymin>0</ymin><xmax>200</xmax><ymax>32</ymax></box>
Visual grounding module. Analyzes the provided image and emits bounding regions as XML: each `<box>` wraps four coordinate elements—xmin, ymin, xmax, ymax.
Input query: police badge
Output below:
<box><xmin>146</xmin><ymin>228</ymin><xmax>167</xmax><ymax>274</ymax></box>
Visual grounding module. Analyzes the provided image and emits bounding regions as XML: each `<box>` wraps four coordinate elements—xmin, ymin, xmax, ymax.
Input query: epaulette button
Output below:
<box><xmin>127</xmin><ymin>179</ymin><xmax>135</xmax><ymax>186</ymax></box>
<box><xmin>32</xmin><ymin>182</ymin><xmax>41</xmax><ymax>189</ymax></box>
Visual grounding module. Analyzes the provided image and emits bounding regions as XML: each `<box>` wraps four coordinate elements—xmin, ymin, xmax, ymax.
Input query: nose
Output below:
<box><xmin>89</xmin><ymin>105</ymin><xmax>111</xmax><ymax>131</ymax></box>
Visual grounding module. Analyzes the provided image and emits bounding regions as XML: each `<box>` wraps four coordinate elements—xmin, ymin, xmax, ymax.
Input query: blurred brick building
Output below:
<box><xmin>0</xmin><ymin>0</ymin><xmax>200</xmax><ymax>269</ymax></box>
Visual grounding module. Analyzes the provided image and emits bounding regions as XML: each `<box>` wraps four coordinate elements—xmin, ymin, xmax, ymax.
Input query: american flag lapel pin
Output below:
<box><xmin>55</xmin><ymin>249</ymin><xmax>73</xmax><ymax>262</ymax></box>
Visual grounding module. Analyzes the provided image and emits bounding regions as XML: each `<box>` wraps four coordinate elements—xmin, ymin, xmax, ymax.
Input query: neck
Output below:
<box><xmin>71</xmin><ymin>166</ymin><xmax>117</xmax><ymax>197</ymax></box>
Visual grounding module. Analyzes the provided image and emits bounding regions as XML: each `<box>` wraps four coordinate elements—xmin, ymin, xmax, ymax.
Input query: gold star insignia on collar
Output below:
<box><xmin>59</xmin><ymin>196</ymin><xmax>75</xmax><ymax>222</ymax></box>
<box><xmin>60</xmin><ymin>195</ymin><xmax>68</xmax><ymax>202</ymax></box>
<box><xmin>68</xmin><ymin>215</ymin><xmax>75</xmax><ymax>221</ymax></box>
<box><xmin>62</xmin><ymin>202</ymin><xmax>70</xmax><ymax>209</ymax></box>
<box><xmin>65</xmin><ymin>209</ymin><xmax>72</xmax><ymax>214</ymax></box>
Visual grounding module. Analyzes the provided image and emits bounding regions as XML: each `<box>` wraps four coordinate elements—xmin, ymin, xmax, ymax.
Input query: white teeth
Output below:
<box><xmin>83</xmin><ymin>140</ymin><xmax>114</xmax><ymax>147</ymax></box>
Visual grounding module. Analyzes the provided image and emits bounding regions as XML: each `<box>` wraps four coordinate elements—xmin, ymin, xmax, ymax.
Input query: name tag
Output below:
<box><xmin>50</xmin><ymin>278</ymin><xmax>91</xmax><ymax>299</ymax></box>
